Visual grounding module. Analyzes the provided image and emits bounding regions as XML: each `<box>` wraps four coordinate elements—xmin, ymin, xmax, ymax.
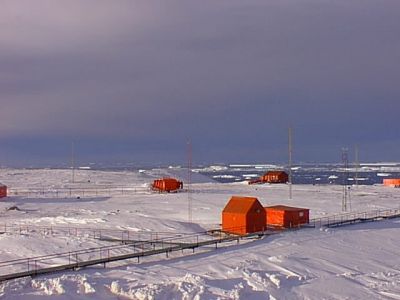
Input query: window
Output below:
<box><xmin>299</xmin><ymin>212</ymin><xmax>304</xmax><ymax>217</ymax></box>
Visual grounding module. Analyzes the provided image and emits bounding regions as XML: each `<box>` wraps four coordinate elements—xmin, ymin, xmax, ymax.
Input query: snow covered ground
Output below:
<box><xmin>0</xmin><ymin>168</ymin><xmax>400</xmax><ymax>299</ymax></box>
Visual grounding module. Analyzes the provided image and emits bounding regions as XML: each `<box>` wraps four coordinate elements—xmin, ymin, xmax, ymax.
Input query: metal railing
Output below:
<box><xmin>1</xmin><ymin>208</ymin><xmax>400</xmax><ymax>281</ymax></box>
<box><xmin>309</xmin><ymin>208</ymin><xmax>400</xmax><ymax>228</ymax></box>
<box><xmin>0</xmin><ymin>227</ymin><xmax>264</xmax><ymax>282</ymax></box>
<box><xmin>0</xmin><ymin>223</ymin><xmax>197</xmax><ymax>242</ymax></box>
<box><xmin>7</xmin><ymin>186</ymin><xmax>150</xmax><ymax>198</ymax></box>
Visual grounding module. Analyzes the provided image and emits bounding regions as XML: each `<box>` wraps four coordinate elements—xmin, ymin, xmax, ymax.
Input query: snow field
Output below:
<box><xmin>0</xmin><ymin>168</ymin><xmax>399</xmax><ymax>299</ymax></box>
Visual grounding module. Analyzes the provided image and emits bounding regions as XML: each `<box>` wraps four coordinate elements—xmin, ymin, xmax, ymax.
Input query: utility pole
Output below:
<box><xmin>354</xmin><ymin>145</ymin><xmax>359</xmax><ymax>187</ymax></box>
<box><xmin>342</xmin><ymin>148</ymin><xmax>350</xmax><ymax>211</ymax></box>
<box><xmin>187</xmin><ymin>140</ymin><xmax>192</xmax><ymax>223</ymax></box>
<box><xmin>71</xmin><ymin>141</ymin><xmax>75</xmax><ymax>183</ymax></box>
<box><xmin>288</xmin><ymin>126</ymin><xmax>293</xmax><ymax>200</ymax></box>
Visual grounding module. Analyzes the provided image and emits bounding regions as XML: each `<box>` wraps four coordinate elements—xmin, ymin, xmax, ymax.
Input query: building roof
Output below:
<box><xmin>154</xmin><ymin>178</ymin><xmax>182</xmax><ymax>184</ymax></box>
<box><xmin>265</xmin><ymin>205</ymin><xmax>308</xmax><ymax>212</ymax></box>
<box><xmin>223</xmin><ymin>196</ymin><xmax>262</xmax><ymax>214</ymax></box>
<box><xmin>265</xmin><ymin>171</ymin><xmax>288</xmax><ymax>175</ymax></box>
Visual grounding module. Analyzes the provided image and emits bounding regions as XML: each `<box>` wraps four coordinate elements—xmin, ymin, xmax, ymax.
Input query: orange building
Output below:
<box><xmin>0</xmin><ymin>184</ymin><xmax>7</xmax><ymax>198</ymax></box>
<box><xmin>248</xmin><ymin>171</ymin><xmax>289</xmax><ymax>185</ymax></box>
<box><xmin>265</xmin><ymin>205</ymin><xmax>309</xmax><ymax>228</ymax></box>
<box><xmin>222</xmin><ymin>196</ymin><xmax>266</xmax><ymax>235</ymax></box>
<box><xmin>152</xmin><ymin>178</ymin><xmax>183</xmax><ymax>192</ymax></box>
<box><xmin>383</xmin><ymin>179</ymin><xmax>400</xmax><ymax>187</ymax></box>
<box><xmin>261</xmin><ymin>171</ymin><xmax>289</xmax><ymax>183</ymax></box>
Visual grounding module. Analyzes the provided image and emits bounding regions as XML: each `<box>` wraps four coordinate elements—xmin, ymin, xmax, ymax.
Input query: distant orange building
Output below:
<box><xmin>261</xmin><ymin>171</ymin><xmax>289</xmax><ymax>183</ymax></box>
<box><xmin>152</xmin><ymin>178</ymin><xmax>183</xmax><ymax>192</ymax></box>
<box><xmin>383</xmin><ymin>179</ymin><xmax>400</xmax><ymax>187</ymax></box>
<box><xmin>248</xmin><ymin>171</ymin><xmax>289</xmax><ymax>184</ymax></box>
<box><xmin>265</xmin><ymin>205</ymin><xmax>309</xmax><ymax>228</ymax></box>
<box><xmin>0</xmin><ymin>184</ymin><xmax>7</xmax><ymax>198</ymax></box>
<box><xmin>222</xmin><ymin>196</ymin><xmax>266</xmax><ymax>235</ymax></box>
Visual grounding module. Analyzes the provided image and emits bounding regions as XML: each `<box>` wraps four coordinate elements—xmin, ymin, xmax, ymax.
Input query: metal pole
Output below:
<box><xmin>187</xmin><ymin>139</ymin><xmax>192</xmax><ymax>223</ymax></box>
<box><xmin>288</xmin><ymin>126</ymin><xmax>293</xmax><ymax>200</ymax></box>
<box><xmin>71</xmin><ymin>141</ymin><xmax>75</xmax><ymax>183</ymax></box>
<box><xmin>355</xmin><ymin>145</ymin><xmax>359</xmax><ymax>187</ymax></box>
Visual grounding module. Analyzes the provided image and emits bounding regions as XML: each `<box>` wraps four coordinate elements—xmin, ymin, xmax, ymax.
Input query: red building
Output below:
<box><xmin>261</xmin><ymin>171</ymin><xmax>289</xmax><ymax>184</ymax></box>
<box><xmin>248</xmin><ymin>171</ymin><xmax>289</xmax><ymax>185</ymax></box>
<box><xmin>152</xmin><ymin>178</ymin><xmax>183</xmax><ymax>192</ymax></box>
<box><xmin>265</xmin><ymin>205</ymin><xmax>309</xmax><ymax>228</ymax></box>
<box><xmin>222</xmin><ymin>196</ymin><xmax>266</xmax><ymax>235</ymax></box>
<box><xmin>383</xmin><ymin>179</ymin><xmax>400</xmax><ymax>187</ymax></box>
<box><xmin>0</xmin><ymin>184</ymin><xmax>7</xmax><ymax>198</ymax></box>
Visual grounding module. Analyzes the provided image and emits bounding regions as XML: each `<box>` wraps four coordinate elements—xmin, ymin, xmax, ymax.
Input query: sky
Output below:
<box><xmin>0</xmin><ymin>0</ymin><xmax>399</xmax><ymax>167</ymax></box>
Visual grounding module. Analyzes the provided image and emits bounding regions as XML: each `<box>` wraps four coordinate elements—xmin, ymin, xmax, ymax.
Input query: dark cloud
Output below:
<box><xmin>0</xmin><ymin>0</ymin><xmax>399</xmax><ymax>166</ymax></box>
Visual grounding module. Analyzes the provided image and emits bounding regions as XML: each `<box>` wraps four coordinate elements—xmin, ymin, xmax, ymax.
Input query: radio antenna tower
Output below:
<box><xmin>341</xmin><ymin>148</ymin><xmax>351</xmax><ymax>211</ymax></box>
<box><xmin>288</xmin><ymin>126</ymin><xmax>293</xmax><ymax>200</ymax></box>
<box><xmin>71</xmin><ymin>141</ymin><xmax>75</xmax><ymax>183</ymax></box>
<box><xmin>187</xmin><ymin>140</ymin><xmax>192</xmax><ymax>223</ymax></box>
<box><xmin>354</xmin><ymin>145</ymin><xmax>359</xmax><ymax>187</ymax></box>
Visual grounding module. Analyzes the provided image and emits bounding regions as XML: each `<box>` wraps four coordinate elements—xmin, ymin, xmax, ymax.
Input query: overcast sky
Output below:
<box><xmin>1</xmin><ymin>0</ymin><xmax>399</xmax><ymax>167</ymax></box>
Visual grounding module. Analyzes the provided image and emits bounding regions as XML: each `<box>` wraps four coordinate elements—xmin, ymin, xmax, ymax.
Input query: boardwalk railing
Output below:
<box><xmin>309</xmin><ymin>207</ymin><xmax>400</xmax><ymax>228</ymax></box>
<box><xmin>0</xmin><ymin>228</ymin><xmax>269</xmax><ymax>282</ymax></box>
<box><xmin>1</xmin><ymin>208</ymin><xmax>400</xmax><ymax>282</ymax></box>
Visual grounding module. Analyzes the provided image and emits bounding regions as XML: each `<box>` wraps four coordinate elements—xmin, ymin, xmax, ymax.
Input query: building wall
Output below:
<box><xmin>246</xmin><ymin>212</ymin><xmax>266</xmax><ymax>233</ymax></box>
<box><xmin>265</xmin><ymin>209</ymin><xmax>285</xmax><ymax>227</ymax></box>
<box><xmin>266</xmin><ymin>208</ymin><xmax>309</xmax><ymax>228</ymax></box>
<box><xmin>383</xmin><ymin>179</ymin><xmax>400</xmax><ymax>187</ymax></box>
<box><xmin>222</xmin><ymin>213</ymin><xmax>247</xmax><ymax>234</ymax></box>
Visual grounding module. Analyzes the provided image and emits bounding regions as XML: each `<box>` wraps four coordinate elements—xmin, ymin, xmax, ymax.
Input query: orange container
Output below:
<box><xmin>383</xmin><ymin>179</ymin><xmax>400</xmax><ymax>187</ymax></box>
<box><xmin>222</xmin><ymin>196</ymin><xmax>266</xmax><ymax>235</ymax></box>
<box><xmin>152</xmin><ymin>178</ymin><xmax>183</xmax><ymax>192</ymax></box>
<box><xmin>0</xmin><ymin>184</ymin><xmax>7</xmax><ymax>198</ymax></box>
<box><xmin>265</xmin><ymin>205</ymin><xmax>309</xmax><ymax>228</ymax></box>
<box><xmin>261</xmin><ymin>171</ymin><xmax>288</xmax><ymax>184</ymax></box>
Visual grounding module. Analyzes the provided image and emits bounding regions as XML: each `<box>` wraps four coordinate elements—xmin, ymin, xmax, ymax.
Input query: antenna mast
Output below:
<box><xmin>187</xmin><ymin>140</ymin><xmax>192</xmax><ymax>223</ymax></box>
<box><xmin>71</xmin><ymin>141</ymin><xmax>75</xmax><ymax>183</ymax></box>
<box><xmin>342</xmin><ymin>148</ymin><xmax>350</xmax><ymax>211</ymax></box>
<box><xmin>288</xmin><ymin>126</ymin><xmax>293</xmax><ymax>200</ymax></box>
<box><xmin>354</xmin><ymin>145</ymin><xmax>359</xmax><ymax>187</ymax></box>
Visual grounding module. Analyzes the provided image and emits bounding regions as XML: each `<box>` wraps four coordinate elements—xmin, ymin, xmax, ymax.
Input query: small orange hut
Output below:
<box><xmin>265</xmin><ymin>205</ymin><xmax>309</xmax><ymax>228</ymax></box>
<box><xmin>383</xmin><ymin>179</ymin><xmax>400</xmax><ymax>187</ymax></box>
<box><xmin>0</xmin><ymin>184</ymin><xmax>7</xmax><ymax>198</ymax></box>
<box><xmin>222</xmin><ymin>196</ymin><xmax>266</xmax><ymax>235</ymax></box>
<box><xmin>152</xmin><ymin>178</ymin><xmax>183</xmax><ymax>192</ymax></box>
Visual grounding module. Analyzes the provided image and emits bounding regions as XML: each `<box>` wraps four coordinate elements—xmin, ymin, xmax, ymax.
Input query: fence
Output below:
<box><xmin>0</xmin><ymin>223</ymin><xmax>197</xmax><ymax>243</ymax></box>
<box><xmin>7</xmin><ymin>186</ymin><xmax>150</xmax><ymax>198</ymax></box>
<box><xmin>309</xmin><ymin>207</ymin><xmax>400</xmax><ymax>228</ymax></box>
<box><xmin>0</xmin><ymin>228</ymin><xmax>264</xmax><ymax>282</ymax></box>
<box><xmin>1</xmin><ymin>208</ymin><xmax>400</xmax><ymax>282</ymax></box>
